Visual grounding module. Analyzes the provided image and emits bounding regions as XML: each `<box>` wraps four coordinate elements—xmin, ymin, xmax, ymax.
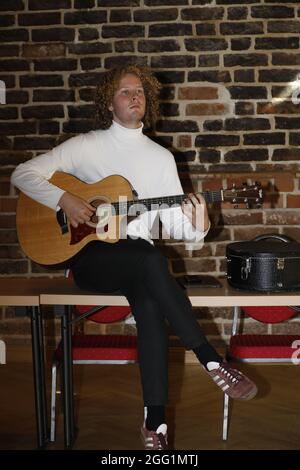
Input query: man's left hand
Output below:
<box><xmin>181</xmin><ymin>193</ymin><xmax>210</xmax><ymax>233</ymax></box>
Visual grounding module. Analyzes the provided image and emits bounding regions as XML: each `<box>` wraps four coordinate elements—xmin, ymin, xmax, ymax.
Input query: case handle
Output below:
<box><xmin>252</xmin><ymin>233</ymin><xmax>294</xmax><ymax>243</ymax></box>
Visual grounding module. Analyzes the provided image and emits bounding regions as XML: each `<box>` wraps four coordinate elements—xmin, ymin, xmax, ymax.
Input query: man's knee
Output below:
<box><xmin>141</xmin><ymin>248</ymin><xmax>168</xmax><ymax>275</ymax></box>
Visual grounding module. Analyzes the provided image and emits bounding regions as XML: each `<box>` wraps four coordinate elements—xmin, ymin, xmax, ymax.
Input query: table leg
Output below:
<box><xmin>60</xmin><ymin>305</ymin><xmax>75</xmax><ymax>448</ymax></box>
<box><xmin>29</xmin><ymin>306</ymin><xmax>48</xmax><ymax>449</ymax></box>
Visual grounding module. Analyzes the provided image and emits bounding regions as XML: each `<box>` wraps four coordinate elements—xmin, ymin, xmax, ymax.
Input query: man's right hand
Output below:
<box><xmin>58</xmin><ymin>192</ymin><xmax>95</xmax><ymax>228</ymax></box>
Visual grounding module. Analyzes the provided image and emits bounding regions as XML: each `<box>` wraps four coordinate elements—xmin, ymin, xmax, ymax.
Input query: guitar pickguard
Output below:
<box><xmin>70</xmin><ymin>223</ymin><xmax>108</xmax><ymax>245</ymax></box>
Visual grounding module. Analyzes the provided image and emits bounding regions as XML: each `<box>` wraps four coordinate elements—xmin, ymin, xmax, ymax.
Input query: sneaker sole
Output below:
<box><xmin>228</xmin><ymin>385</ymin><xmax>258</xmax><ymax>401</ymax></box>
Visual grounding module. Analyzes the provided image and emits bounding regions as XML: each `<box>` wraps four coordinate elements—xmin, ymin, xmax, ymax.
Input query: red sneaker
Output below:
<box><xmin>141</xmin><ymin>423</ymin><xmax>168</xmax><ymax>450</ymax></box>
<box><xmin>206</xmin><ymin>362</ymin><xmax>257</xmax><ymax>400</ymax></box>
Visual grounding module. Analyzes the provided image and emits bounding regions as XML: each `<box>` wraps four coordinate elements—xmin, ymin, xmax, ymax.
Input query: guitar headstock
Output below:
<box><xmin>222</xmin><ymin>182</ymin><xmax>263</xmax><ymax>208</ymax></box>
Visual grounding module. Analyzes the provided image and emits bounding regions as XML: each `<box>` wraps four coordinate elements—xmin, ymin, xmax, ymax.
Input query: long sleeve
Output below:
<box><xmin>11</xmin><ymin>134</ymin><xmax>87</xmax><ymax>210</ymax></box>
<box><xmin>158</xmin><ymin>155</ymin><xmax>210</xmax><ymax>243</ymax></box>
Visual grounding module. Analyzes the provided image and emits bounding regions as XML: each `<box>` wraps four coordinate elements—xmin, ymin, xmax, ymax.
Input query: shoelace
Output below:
<box><xmin>218</xmin><ymin>366</ymin><xmax>243</xmax><ymax>384</ymax></box>
<box><xmin>146</xmin><ymin>431</ymin><xmax>167</xmax><ymax>450</ymax></box>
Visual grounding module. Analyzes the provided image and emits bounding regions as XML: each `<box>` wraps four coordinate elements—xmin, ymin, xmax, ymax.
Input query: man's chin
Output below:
<box><xmin>130</xmin><ymin>110</ymin><xmax>145</xmax><ymax>121</ymax></box>
<box><xmin>130</xmin><ymin>107</ymin><xmax>144</xmax><ymax>115</ymax></box>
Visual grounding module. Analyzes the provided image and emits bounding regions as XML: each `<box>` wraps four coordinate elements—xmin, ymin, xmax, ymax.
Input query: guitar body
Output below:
<box><xmin>16</xmin><ymin>173</ymin><xmax>133</xmax><ymax>265</ymax></box>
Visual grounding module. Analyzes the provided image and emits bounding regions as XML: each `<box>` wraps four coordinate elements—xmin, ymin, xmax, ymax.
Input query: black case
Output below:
<box><xmin>226</xmin><ymin>234</ymin><xmax>300</xmax><ymax>292</ymax></box>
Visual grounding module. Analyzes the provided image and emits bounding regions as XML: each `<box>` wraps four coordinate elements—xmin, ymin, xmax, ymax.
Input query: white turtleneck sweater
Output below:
<box><xmin>11</xmin><ymin>121</ymin><xmax>208</xmax><ymax>244</ymax></box>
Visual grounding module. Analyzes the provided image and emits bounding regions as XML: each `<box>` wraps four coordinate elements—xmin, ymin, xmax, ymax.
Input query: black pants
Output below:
<box><xmin>72</xmin><ymin>238</ymin><xmax>208</xmax><ymax>405</ymax></box>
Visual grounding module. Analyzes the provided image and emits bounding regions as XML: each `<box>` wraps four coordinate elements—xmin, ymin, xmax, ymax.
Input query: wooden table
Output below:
<box><xmin>40</xmin><ymin>277</ymin><xmax>300</xmax><ymax>307</ymax></box>
<box><xmin>39</xmin><ymin>277</ymin><xmax>300</xmax><ymax>447</ymax></box>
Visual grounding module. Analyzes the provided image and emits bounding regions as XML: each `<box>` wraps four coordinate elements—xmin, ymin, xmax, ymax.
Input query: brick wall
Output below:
<box><xmin>1</xmin><ymin>0</ymin><xmax>300</xmax><ymax>347</ymax></box>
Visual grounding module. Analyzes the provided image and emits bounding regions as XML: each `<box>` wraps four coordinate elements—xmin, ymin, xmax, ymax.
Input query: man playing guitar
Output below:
<box><xmin>12</xmin><ymin>65</ymin><xmax>257</xmax><ymax>450</ymax></box>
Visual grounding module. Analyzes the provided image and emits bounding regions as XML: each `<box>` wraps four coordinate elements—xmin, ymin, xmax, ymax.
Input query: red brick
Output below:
<box><xmin>215</xmin><ymin>243</ymin><xmax>228</xmax><ymax>256</ymax></box>
<box><xmin>178</xmin><ymin>86</ymin><xmax>218</xmax><ymax>100</ymax></box>
<box><xmin>0</xmin><ymin>182</ymin><xmax>11</xmax><ymax>196</ymax></box>
<box><xmin>206</xmin><ymin>227</ymin><xmax>231</xmax><ymax>242</ymax></box>
<box><xmin>222</xmin><ymin>211</ymin><xmax>263</xmax><ymax>225</ymax></box>
<box><xmin>266</xmin><ymin>210</ymin><xmax>300</xmax><ymax>225</ymax></box>
<box><xmin>0</xmin><ymin>318</ymin><xmax>31</xmax><ymax>335</ymax></box>
<box><xmin>287</xmin><ymin>195</ymin><xmax>300</xmax><ymax>208</ymax></box>
<box><xmin>177</xmin><ymin>135</ymin><xmax>192</xmax><ymax>148</ymax></box>
<box><xmin>272</xmin><ymin>323</ymin><xmax>300</xmax><ymax>335</ymax></box>
<box><xmin>0</xmin><ymin>246</ymin><xmax>25</xmax><ymax>259</ymax></box>
<box><xmin>219</xmin><ymin>258</ymin><xmax>227</xmax><ymax>273</ymax></box>
<box><xmin>158</xmin><ymin>244</ymin><xmax>194</xmax><ymax>258</ymax></box>
<box><xmin>0</xmin><ymin>197</ymin><xmax>17</xmax><ymax>212</ymax></box>
<box><xmin>226</xmin><ymin>177</ymin><xmax>248</xmax><ymax>189</ymax></box>
<box><xmin>172</xmin><ymin>258</ymin><xmax>216</xmax><ymax>274</ymax></box>
<box><xmin>221</xmin><ymin>201</ymin><xmax>257</xmax><ymax>210</ymax></box>
<box><xmin>0</xmin><ymin>214</ymin><xmax>16</xmax><ymax>228</ymax></box>
<box><xmin>200</xmin><ymin>321</ymin><xmax>222</xmax><ymax>337</ymax></box>
<box><xmin>190</xmin><ymin>245</ymin><xmax>212</xmax><ymax>257</ymax></box>
<box><xmin>0</xmin><ymin>260</ymin><xmax>28</xmax><ymax>274</ymax></box>
<box><xmin>186</xmin><ymin>103</ymin><xmax>228</xmax><ymax>116</ymax></box>
<box><xmin>202</xmin><ymin>179</ymin><xmax>223</xmax><ymax>191</ymax></box>
<box><xmin>193</xmin><ymin>307</ymin><xmax>233</xmax><ymax>321</ymax></box>
<box><xmin>274</xmin><ymin>174</ymin><xmax>295</xmax><ymax>191</ymax></box>
<box><xmin>0</xmin><ymin>230</ymin><xmax>18</xmax><ymax>243</ymax></box>
<box><xmin>22</xmin><ymin>43</ymin><xmax>66</xmax><ymax>57</ymax></box>
<box><xmin>224</xmin><ymin>321</ymin><xmax>268</xmax><ymax>336</ymax></box>
<box><xmin>282</xmin><ymin>227</ymin><xmax>300</xmax><ymax>240</ymax></box>
<box><xmin>263</xmin><ymin>193</ymin><xmax>284</xmax><ymax>209</ymax></box>
<box><xmin>233</xmin><ymin>227</ymin><xmax>280</xmax><ymax>241</ymax></box>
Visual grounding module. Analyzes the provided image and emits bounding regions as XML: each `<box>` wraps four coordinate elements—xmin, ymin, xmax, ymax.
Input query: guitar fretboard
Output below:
<box><xmin>110</xmin><ymin>190</ymin><xmax>223</xmax><ymax>215</ymax></box>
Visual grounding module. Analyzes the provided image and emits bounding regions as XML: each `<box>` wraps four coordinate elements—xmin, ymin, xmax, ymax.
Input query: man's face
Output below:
<box><xmin>108</xmin><ymin>73</ymin><xmax>146</xmax><ymax>129</ymax></box>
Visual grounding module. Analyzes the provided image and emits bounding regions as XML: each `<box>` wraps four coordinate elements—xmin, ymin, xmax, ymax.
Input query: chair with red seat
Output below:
<box><xmin>222</xmin><ymin>305</ymin><xmax>300</xmax><ymax>440</ymax></box>
<box><xmin>50</xmin><ymin>302</ymin><xmax>137</xmax><ymax>442</ymax></box>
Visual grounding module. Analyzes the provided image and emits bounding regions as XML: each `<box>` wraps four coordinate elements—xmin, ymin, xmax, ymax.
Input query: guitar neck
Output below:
<box><xmin>111</xmin><ymin>190</ymin><xmax>223</xmax><ymax>214</ymax></box>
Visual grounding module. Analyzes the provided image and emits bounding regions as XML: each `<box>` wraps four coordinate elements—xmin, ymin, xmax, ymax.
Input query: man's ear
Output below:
<box><xmin>108</xmin><ymin>103</ymin><xmax>113</xmax><ymax>112</ymax></box>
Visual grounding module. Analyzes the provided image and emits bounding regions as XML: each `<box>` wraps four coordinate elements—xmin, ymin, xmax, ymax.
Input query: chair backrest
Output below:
<box><xmin>75</xmin><ymin>304</ymin><xmax>131</xmax><ymax>324</ymax></box>
<box><xmin>241</xmin><ymin>306</ymin><xmax>297</xmax><ymax>324</ymax></box>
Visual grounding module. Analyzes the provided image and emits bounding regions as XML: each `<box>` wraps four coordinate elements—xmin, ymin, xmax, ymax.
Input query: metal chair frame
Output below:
<box><xmin>222</xmin><ymin>305</ymin><xmax>300</xmax><ymax>441</ymax></box>
<box><xmin>50</xmin><ymin>304</ymin><xmax>137</xmax><ymax>442</ymax></box>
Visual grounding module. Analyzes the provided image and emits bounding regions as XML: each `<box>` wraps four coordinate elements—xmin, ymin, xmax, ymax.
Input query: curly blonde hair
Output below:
<box><xmin>94</xmin><ymin>65</ymin><xmax>162</xmax><ymax>130</ymax></box>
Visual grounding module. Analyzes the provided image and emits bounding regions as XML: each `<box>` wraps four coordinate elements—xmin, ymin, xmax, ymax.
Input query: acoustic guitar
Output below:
<box><xmin>16</xmin><ymin>172</ymin><xmax>263</xmax><ymax>265</ymax></box>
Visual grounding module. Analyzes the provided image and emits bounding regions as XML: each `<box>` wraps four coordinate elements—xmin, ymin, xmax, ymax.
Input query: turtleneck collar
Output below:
<box><xmin>110</xmin><ymin>120</ymin><xmax>144</xmax><ymax>141</ymax></box>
